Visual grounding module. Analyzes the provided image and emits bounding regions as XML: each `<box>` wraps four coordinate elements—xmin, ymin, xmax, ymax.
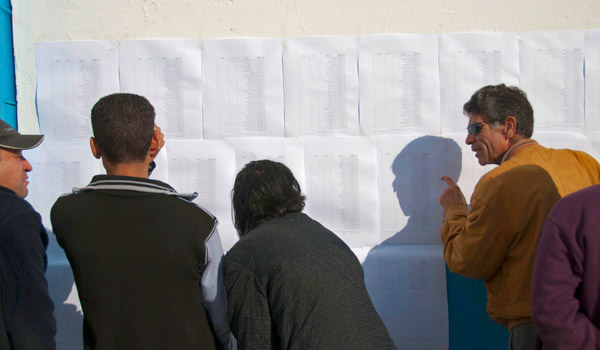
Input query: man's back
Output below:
<box><xmin>224</xmin><ymin>212</ymin><xmax>396</xmax><ymax>350</ymax></box>
<box><xmin>51</xmin><ymin>175</ymin><xmax>218</xmax><ymax>350</ymax></box>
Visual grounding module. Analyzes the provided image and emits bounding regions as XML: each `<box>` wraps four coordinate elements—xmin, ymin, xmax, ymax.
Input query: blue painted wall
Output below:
<box><xmin>0</xmin><ymin>0</ymin><xmax>16</xmax><ymax>128</ymax></box>
<box><xmin>447</xmin><ymin>268</ymin><xmax>508</xmax><ymax>349</ymax></box>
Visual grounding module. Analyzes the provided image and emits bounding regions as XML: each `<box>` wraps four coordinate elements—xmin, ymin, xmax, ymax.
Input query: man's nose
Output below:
<box><xmin>23</xmin><ymin>158</ymin><xmax>33</xmax><ymax>172</ymax></box>
<box><xmin>465</xmin><ymin>133</ymin><xmax>475</xmax><ymax>145</ymax></box>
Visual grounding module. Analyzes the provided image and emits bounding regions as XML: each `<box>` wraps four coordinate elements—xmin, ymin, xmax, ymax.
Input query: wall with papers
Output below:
<box><xmin>27</xmin><ymin>31</ymin><xmax>600</xmax><ymax>349</ymax></box>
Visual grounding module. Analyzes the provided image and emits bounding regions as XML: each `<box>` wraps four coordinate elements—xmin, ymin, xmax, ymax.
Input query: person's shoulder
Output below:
<box><xmin>553</xmin><ymin>184</ymin><xmax>600</xmax><ymax>212</ymax></box>
<box><xmin>0</xmin><ymin>188</ymin><xmax>38</xmax><ymax>217</ymax></box>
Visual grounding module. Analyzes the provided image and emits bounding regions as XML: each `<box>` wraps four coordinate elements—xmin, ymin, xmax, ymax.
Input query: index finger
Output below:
<box><xmin>441</xmin><ymin>176</ymin><xmax>457</xmax><ymax>187</ymax></box>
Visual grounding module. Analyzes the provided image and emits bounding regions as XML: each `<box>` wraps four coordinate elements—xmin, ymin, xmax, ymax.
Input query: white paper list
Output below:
<box><xmin>444</xmin><ymin>134</ymin><xmax>497</xmax><ymax>202</ymax></box>
<box><xmin>520</xmin><ymin>30</ymin><xmax>585</xmax><ymax>131</ymax></box>
<box><xmin>585</xmin><ymin>30</ymin><xmax>600</xmax><ymax>132</ymax></box>
<box><xmin>119</xmin><ymin>39</ymin><xmax>203</xmax><ymax>139</ymax></box>
<box><xmin>233</xmin><ymin>137</ymin><xmax>306</xmax><ymax>192</ymax></box>
<box><xmin>362</xmin><ymin>245</ymin><xmax>449</xmax><ymax>350</ymax></box>
<box><xmin>26</xmin><ymin>142</ymin><xmax>101</xmax><ymax>230</ymax></box>
<box><xmin>303</xmin><ymin>137</ymin><xmax>378</xmax><ymax>247</ymax></box>
<box><xmin>534</xmin><ymin>131</ymin><xmax>596</xmax><ymax>155</ymax></box>
<box><xmin>376</xmin><ymin>135</ymin><xmax>461</xmax><ymax>245</ymax></box>
<box><xmin>165</xmin><ymin>140</ymin><xmax>238</xmax><ymax>249</ymax></box>
<box><xmin>359</xmin><ymin>34</ymin><xmax>440</xmax><ymax>135</ymax></box>
<box><xmin>439</xmin><ymin>32</ymin><xmax>519</xmax><ymax>133</ymax></box>
<box><xmin>283</xmin><ymin>37</ymin><xmax>359</xmax><ymax>136</ymax></box>
<box><xmin>36</xmin><ymin>41</ymin><xmax>120</xmax><ymax>141</ymax></box>
<box><xmin>202</xmin><ymin>38</ymin><xmax>284</xmax><ymax>139</ymax></box>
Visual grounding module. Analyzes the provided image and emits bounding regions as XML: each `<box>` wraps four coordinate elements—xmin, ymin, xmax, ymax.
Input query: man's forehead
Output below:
<box><xmin>0</xmin><ymin>147</ymin><xmax>23</xmax><ymax>156</ymax></box>
<box><xmin>467</xmin><ymin>112</ymin><xmax>487</xmax><ymax>123</ymax></box>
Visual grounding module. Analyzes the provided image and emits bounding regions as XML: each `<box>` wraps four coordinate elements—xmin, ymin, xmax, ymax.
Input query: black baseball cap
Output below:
<box><xmin>0</xmin><ymin>119</ymin><xmax>44</xmax><ymax>150</ymax></box>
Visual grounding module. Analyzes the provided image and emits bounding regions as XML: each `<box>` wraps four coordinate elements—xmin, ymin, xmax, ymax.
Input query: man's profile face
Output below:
<box><xmin>0</xmin><ymin>148</ymin><xmax>33</xmax><ymax>198</ymax></box>
<box><xmin>465</xmin><ymin>113</ymin><xmax>509</xmax><ymax>166</ymax></box>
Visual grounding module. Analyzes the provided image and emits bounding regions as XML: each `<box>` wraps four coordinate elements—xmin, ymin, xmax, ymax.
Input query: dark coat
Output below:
<box><xmin>223</xmin><ymin>212</ymin><xmax>396</xmax><ymax>350</ymax></box>
<box><xmin>0</xmin><ymin>186</ymin><xmax>55</xmax><ymax>350</ymax></box>
<box><xmin>51</xmin><ymin>175</ymin><xmax>221</xmax><ymax>350</ymax></box>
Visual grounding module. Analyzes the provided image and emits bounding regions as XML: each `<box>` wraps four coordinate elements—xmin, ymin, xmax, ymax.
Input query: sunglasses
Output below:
<box><xmin>466</xmin><ymin>122</ymin><xmax>488</xmax><ymax>136</ymax></box>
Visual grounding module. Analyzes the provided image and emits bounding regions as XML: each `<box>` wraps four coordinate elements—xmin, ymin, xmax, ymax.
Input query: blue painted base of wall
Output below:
<box><xmin>446</xmin><ymin>267</ymin><xmax>508</xmax><ymax>349</ymax></box>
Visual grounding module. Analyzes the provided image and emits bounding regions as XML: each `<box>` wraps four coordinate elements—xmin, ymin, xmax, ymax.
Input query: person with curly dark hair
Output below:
<box><xmin>224</xmin><ymin>159</ymin><xmax>396</xmax><ymax>350</ymax></box>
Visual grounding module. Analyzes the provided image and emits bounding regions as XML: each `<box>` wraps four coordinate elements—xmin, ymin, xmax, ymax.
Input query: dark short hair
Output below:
<box><xmin>463</xmin><ymin>84</ymin><xmax>534</xmax><ymax>138</ymax></box>
<box><xmin>91</xmin><ymin>93</ymin><xmax>155</xmax><ymax>163</ymax></box>
<box><xmin>232</xmin><ymin>160</ymin><xmax>305</xmax><ymax>236</ymax></box>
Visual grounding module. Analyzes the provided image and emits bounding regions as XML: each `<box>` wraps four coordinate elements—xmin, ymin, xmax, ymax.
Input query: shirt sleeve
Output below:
<box><xmin>0</xmin><ymin>209</ymin><xmax>56</xmax><ymax>350</ymax></box>
<box><xmin>531</xmin><ymin>217</ymin><xmax>600</xmax><ymax>349</ymax></box>
<box><xmin>201</xmin><ymin>226</ymin><xmax>237</xmax><ymax>350</ymax></box>
<box><xmin>222</xmin><ymin>259</ymin><xmax>272</xmax><ymax>350</ymax></box>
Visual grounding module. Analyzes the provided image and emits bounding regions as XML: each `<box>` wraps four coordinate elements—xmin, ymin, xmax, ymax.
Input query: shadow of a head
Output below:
<box><xmin>391</xmin><ymin>136</ymin><xmax>461</xmax><ymax>218</ymax></box>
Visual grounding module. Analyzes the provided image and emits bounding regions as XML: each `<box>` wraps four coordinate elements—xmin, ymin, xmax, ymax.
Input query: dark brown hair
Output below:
<box><xmin>232</xmin><ymin>160</ymin><xmax>305</xmax><ymax>236</ymax></box>
<box><xmin>463</xmin><ymin>84</ymin><xmax>534</xmax><ymax>138</ymax></box>
<box><xmin>91</xmin><ymin>93</ymin><xmax>155</xmax><ymax>163</ymax></box>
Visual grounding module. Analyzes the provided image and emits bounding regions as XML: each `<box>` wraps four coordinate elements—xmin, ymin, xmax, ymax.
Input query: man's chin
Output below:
<box><xmin>476</xmin><ymin>157</ymin><xmax>488</xmax><ymax>166</ymax></box>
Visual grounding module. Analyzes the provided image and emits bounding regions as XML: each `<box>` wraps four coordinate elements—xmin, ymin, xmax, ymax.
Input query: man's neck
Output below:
<box><xmin>501</xmin><ymin>137</ymin><xmax>536</xmax><ymax>164</ymax></box>
<box><xmin>103</xmin><ymin>161</ymin><xmax>149</xmax><ymax>178</ymax></box>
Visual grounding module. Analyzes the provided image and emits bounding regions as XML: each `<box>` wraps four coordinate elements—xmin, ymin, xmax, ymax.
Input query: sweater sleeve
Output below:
<box><xmin>0</xmin><ymin>209</ymin><xmax>56</xmax><ymax>350</ymax></box>
<box><xmin>441</xmin><ymin>164</ymin><xmax>561</xmax><ymax>283</ymax></box>
<box><xmin>201</xmin><ymin>226</ymin><xmax>237</xmax><ymax>350</ymax></box>
<box><xmin>531</xmin><ymin>218</ymin><xmax>600</xmax><ymax>349</ymax></box>
<box><xmin>222</xmin><ymin>259</ymin><xmax>272</xmax><ymax>350</ymax></box>
<box><xmin>440</xmin><ymin>192</ymin><xmax>511</xmax><ymax>280</ymax></box>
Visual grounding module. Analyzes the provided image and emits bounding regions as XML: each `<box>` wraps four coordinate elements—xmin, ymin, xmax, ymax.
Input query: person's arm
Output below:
<box><xmin>201</xmin><ymin>226</ymin><xmax>237</xmax><ymax>350</ymax></box>
<box><xmin>439</xmin><ymin>177</ymin><xmax>509</xmax><ymax>279</ymax></box>
<box><xmin>531</xmin><ymin>218</ymin><xmax>600</xmax><ymax>349</ymax></box>
<box><xmin>222</xmin><ymin>259</ymin><xmax>272</xmax><ymax>350</ymax></box>
<box><xmin>0</xmin><ymin>209</ymin><xmax>56</xmax><ymax>349</ymax></box>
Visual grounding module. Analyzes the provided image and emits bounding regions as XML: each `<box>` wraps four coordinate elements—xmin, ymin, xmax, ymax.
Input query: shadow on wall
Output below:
<box><xmin>45</xmin><ymin>232</ymin><xmax>83</xmax><ymax>350</ymax></box>
<box><xmin>361</xmin><ymin>135</ymin><xmax>508</xmax><ymax>350</ymax></box>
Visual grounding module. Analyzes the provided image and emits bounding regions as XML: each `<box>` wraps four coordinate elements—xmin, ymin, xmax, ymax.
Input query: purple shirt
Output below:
<box><xmin>532</xmin><ymin>184</ymin><xmax>600</xmax><ymax>349</ymax></box>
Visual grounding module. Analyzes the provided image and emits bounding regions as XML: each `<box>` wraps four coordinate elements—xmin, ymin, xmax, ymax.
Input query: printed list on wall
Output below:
<box><xmin>32</xmin><ymin>29</ymin><xmax>600</xmax><ymax>350</ymax></box>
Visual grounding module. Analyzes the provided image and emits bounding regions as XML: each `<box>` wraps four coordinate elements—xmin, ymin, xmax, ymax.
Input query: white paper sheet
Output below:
<box><xmin>303</xmin><ymin>136</ymin><xmax>378</xmax><ymax>247</ymax></box>
<box><xmin>443</xmin><ymin>134</ymin><xmax>497</xmax><ymax>203</ymax></box>
<box><xmin>119</xmin><ymin>39</ymin><xmax>204</xmax><ymax>139</ymax></box>
<box><xmin>233</xmin><ymin>137</ymin><xmax>306</xmax><ymax>192</ymax></box>
<box><xmin>585</xmin><ymin>30</ymin><xmax>600</xmax><ymax>132</ymax></box>
<box><xmin>439</xmin><ymin>32</ymin><xmax>519</xmax><ymax>133</ymax></box>
<box><xmin>376</xmin><ymin>135</ymin><xmax>461</xmax><ymax>245</ymax></box>
<box><xmin>520</xmin><ymin>31</ymin><xmax>585</xmax><ymax>131</ymax></box>
<box><xmin>25</xmin><ymin>142</ymin><xmax>101</xmax><ymax>231</ymax></box>
<box><xmin>165</xmin><ymin>140</ymin><xmax>238</xmax><ymax>249</ymax></box>
<box><xmin>359</xmin><ymin>34</ymin><xmax>440</xmax><ymax>135</ymax></box>
<box><xmin>202</xmin><ymin>38</ymin><xmax>284</xmax><ymax>139</ymax></box>
<box><xmin>533</xmin><ymin>132</ymin><xmax>596</xmax><ymax>155</ymax></box>
<box><xmin>46</xmin><ymin>262</ymin><xmax>83</xmax><ymax>350</ymax></box>
<box><xmin>36</xmin><ymin>41</ymin><xmax>120</xmax><ymax>141</ymax></box>
<box><xmin>591</xmin><ymin>132</ymin><xmax>600</xmax><ymax>162</ymax></box>
<box><xmin>362</xmin><ymin>245</ymin><xmax>449</xmax><ymax>350</ymax></box>
<box><xmin>283</xmin><ymin>37</ymin><xmax>359</xmax><ymax>136</ymax></box>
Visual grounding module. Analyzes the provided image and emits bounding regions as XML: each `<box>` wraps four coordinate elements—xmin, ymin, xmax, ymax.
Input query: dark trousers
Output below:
<box><xmin>509</xmin><ymin>322</ymin><xmax>536</xmax><ymax>350</ymax></box>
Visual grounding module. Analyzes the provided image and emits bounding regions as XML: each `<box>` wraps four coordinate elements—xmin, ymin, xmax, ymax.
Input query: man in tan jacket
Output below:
<box><xmin>439</xmin><ymin>84</ymin><xmax>600</xmax><ymax>350</ymax></box>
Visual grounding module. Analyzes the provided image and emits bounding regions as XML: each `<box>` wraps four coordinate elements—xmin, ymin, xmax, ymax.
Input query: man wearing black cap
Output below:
<box><xmin>0</xmin><ymin>119</ymin><xmax>56</xmax><ymax>349</ymax></box>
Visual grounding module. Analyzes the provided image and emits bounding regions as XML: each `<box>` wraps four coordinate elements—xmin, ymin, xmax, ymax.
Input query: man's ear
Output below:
<box><xmin>148</xmin><ymin>125</ymin><xmax>165</xmax><ymax>162</ymax></box>
<box><xmin>90</xmin><ymin>137</ymin><xmax>102</xmax><ymax>159</ymax></box>
<box><xmin>504</xmin><ymin>116</ymin><xmax>517</xmax><ymax>138</ymax></box>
